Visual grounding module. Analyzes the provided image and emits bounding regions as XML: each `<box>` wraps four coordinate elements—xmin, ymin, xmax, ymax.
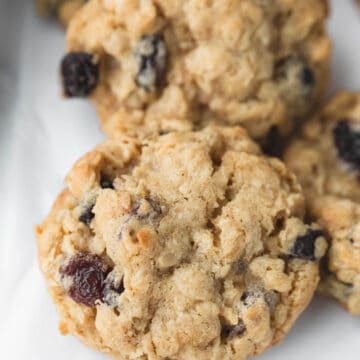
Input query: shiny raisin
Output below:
<box><xmin>333</xmin><ymin>120</ymin><xmax>360</xmax><ymax>170</ymax></box>
<box><xmin>135</xmin><ymin>34</ymin><xmax>167</xmax><ymax>91</ymax></box>
<box><xmin>60</xmin><ymin>252</ymin><xmax>109</xmax><ymax>306</ymax></box>
<box><xmin>100</xmin><ymin>175</ymin><xmax>114</xmax><ymax>189</ymax></box>
<box><xmin>275</xmin><ymin>56</ymin><xmax>315</xmax><ymax>97</ymax></box>
<box><xmin>79</xmin><ymin>203</ymin><xmax>95</xmax><ymax>225</ymax></box>
<box><xmin>291</xmin><ymin>229</ymin><xmax>324</xmax><ymax>261</ymax></box>
<box><xmin>61</xmin><ymin>51</ymin><xmax>99</xmax><ymax>97</ymax></box>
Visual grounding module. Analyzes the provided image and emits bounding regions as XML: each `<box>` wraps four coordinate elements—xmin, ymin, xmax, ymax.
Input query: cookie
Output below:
<box><xmin>37</xmin><ymin>126</ymin><xmax>326</xmax><ymax>359</ymax></box>
<box><xmin>63</xmin><ymin>0</ymin><xmax>331</xmax><ymax>143</ymax></box>
<box><xmin>284</xmin><ymin>92</ymin><xmax>360</xmax><ymax>315</ymax></box>
<box><xmin>35</xmin><ymin>0</ymin><xmax>86</xmax><ymax>26</ymax></box>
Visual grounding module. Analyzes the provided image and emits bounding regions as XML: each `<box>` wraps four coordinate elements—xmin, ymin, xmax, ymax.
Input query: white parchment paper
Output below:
<box><xmin>0</xmin><ymin>1</ymin><xmax>359</xmax><ymax>359</ymax></box>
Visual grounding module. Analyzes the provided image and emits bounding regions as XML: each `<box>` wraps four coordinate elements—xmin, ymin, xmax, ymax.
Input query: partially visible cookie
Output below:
<box><xmin>284</xmin><ymin>92</ymin><xmax>360</xmax><ymax>315</ymax></box>
<box><xmin>62</xmin><ymin>0</ymin><xmax>330</xmax><ymax>143</ymax></box>
<box><xmin>37</xmin><ymin>126</ymin><xmax>326</xmax><ymax>359</ymax></box>
<box><xmin>35</xmin><ymin>0</ymin><xmax>86</xmax><ymax>27</ymax></box>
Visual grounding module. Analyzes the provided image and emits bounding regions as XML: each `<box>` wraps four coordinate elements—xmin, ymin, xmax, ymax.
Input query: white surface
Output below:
<box><xmin>0</xmin><ymin>1</ymin><xmax>359</xmax><ymax>359</ymax></box>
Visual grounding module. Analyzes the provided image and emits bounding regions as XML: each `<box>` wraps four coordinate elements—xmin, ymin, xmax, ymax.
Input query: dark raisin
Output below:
<box><xmin>240</xmin><ymin>292</ymin><xmax>249</xmax><ymax>303</ymax></box>
<box><xmin>275</xmin><ymin>57</ymin><xmax>315</xmax><ymax>97</ymax></box>
<box><xmin>300</xmin><ymin>67</ymin><xmax>315</xmax><ymax>90</ymax></box>
<box><xmin>100</xmin><ymin>175</ymin><xmax>114</xmax><ymax>189</ymax></box>
<box><xmin>135</xmin><ymin>33</ymin><xmax>167</xmax><ymax>91</ymax></box>
<box><xmin>61</xmin><ymin>52</ymin><xmax>99</xmax><ymax>97</ymax></box>
<box><xmin>79</xmin><ymin>203</ymin><xmax>95</xmax><ymax>225</ymax></box>
<box><xmin>221</xmin><ymin>320</ymin><xmax>246</xmax><ymax>340</ymax></box>
<box><xmin>291</xmin><ymin>229</ymin><xmax>324</xmax><ymax>261</ymax></box>
<box><xmin>333</xmin><ymin>120</ymin><xmax>360</xmax><ymax>171</ymax></box>
<box><xmin>60</xmin><ymin>252</ymin><xmax>110</xmax><ymax>306</ymax></box>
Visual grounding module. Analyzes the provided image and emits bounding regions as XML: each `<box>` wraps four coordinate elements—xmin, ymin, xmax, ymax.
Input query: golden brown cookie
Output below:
<box><xmin>284</xmin><ymin>92</ymin><xmax>360</xmax><ymax>315</ymax></box>
<box><xmin>61</xmin><ymin>0</ymin><xmax>331</xmax><ymax>143</ymax></box>
<box><xmin>37</xmin><ymin>126</ymin><xmax>326</xmax><ymax>359</ymax></box>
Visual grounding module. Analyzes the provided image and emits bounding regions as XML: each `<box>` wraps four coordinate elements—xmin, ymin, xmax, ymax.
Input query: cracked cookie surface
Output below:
<box><xmin>37</xmin><ymin>126</ymin><xmax>326</xmax><ymax>359</ymax></box>
<box><xmin>64</xmin><ymin>0</ymin><xmax>330</xmax><ymax>142</ymax></box>
<box><xmin>284</xmin><ymin>92</ymin><xmax>360</xmax><ymax>315</ymax></box>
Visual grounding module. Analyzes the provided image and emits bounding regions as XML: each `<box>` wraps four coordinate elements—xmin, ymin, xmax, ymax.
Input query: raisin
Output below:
<box><xmin>61</xmin><ymin>51</ymin><xmax>99</xmax><ymax>97</ymax></box>
<box><xmin>300</xmin><ymin>67</ymin><xmax>315</xmax><ymax>90</ymax></box>
<box><xmin>60</xmin><ymin>252</ymin><xmax>110</xmax><ymax>306</ymax></box>
<box><xmin>333</xmin><ymin>120</ymin><xmax>360</xmax><ymax>170</ymax></box>
<box><xmin>240</xmin><ymin>292</ymin><xmax>249</xmax><ymax>303</ymax></box>
<box><xmin>221</xmin><ymin>320</ymin><xmax>246</xmax><ymax>340</ymax></box>
<box><xmin>275</xmin><ymin>57</ymin><xmax>315</xmax><ymax>97</ymax></box>
<box><xmin>79</xmin><ymin>203</ymin><xmax>95</xmax><ymax>225</ymax></box>
<box><xmin>100</xmin><ymin>175</ymin><xmax>114</xmax><ymax>189</ymax></box>
<box><xmin>135</xmin><ymin>34</ymin><xmax>167</xmax><ymax>91</ymax></box>
<box><xmin>291</xmin><ymin>229</ymin><xmax>324</xmax><ymax>261</ymax></box>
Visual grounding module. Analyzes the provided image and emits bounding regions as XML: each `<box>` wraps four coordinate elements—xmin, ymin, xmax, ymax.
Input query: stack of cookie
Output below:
<box><xmin>35</xmin><ymin>1</ymin><xmax>360</xmax><ymax>359</ymax></box>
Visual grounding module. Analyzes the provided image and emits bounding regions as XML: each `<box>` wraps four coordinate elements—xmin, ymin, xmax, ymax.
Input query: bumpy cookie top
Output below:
<box><xmin>284</xmin><ymin>92</ymin><xmax>360</xmax><ymax>315</ymax></box>
<box><xmin>37</xmin><ymin>127</ymin><xmax>326</xmax><ymax>359</ymax></box>
<box><xmin>63</xmin><ymin>0</ymin><xmax>330</xmax><ymax>142</ymax></box>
